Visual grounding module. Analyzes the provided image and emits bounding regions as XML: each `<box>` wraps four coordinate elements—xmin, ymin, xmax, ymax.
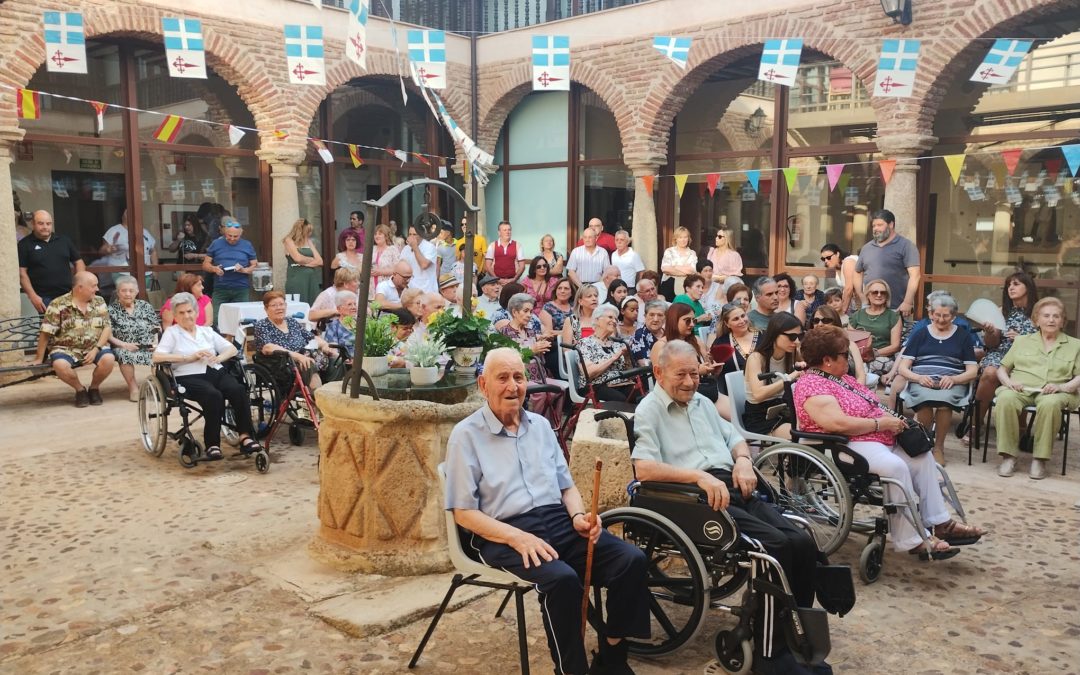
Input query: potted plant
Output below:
<box><xmin>427</xmin><ymin>307</ymin><xmax>490</xmax><ymax>367</ymax></box>
<box><xmin>404</xmin><ymin>333</ymin><xmax>447</xmax><ymax>385</ymax></box>
<box><xmin>360</xmin><ymin>311</ymin><xmax>397</xmax><ymax>377</ymax></box>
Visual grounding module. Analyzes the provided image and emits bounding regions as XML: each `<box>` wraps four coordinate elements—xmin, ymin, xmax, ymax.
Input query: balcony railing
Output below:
<box><xmin>316</xmin><ymin>0</ymin><xmax>645</xmax><ymax>33</ymax></box>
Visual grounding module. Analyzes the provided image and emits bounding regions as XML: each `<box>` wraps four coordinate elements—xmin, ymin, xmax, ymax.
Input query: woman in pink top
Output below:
<box><xmin>370</xmin><ymin>224</ymin><xmax>400</xmax><ymax>298</ymax></box>
<box><xmin>794</xmin><ymin>325</ymin><xmax>984</xmax><ymax>559</ymax></box>
<box><xmin>706</xmin><ymin>228</ymin><xmax>743</xmax><ymax>287</ymax></box>
<box><xmin>161</xmin><ymin>273</ymin><xmax>213</xmax><ymax>329</ymax></box>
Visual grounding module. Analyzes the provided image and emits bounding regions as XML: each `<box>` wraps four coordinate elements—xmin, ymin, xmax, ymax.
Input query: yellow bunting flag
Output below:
<box><xmin>152</xmin><ymin>114</ymin><xmax>184</xmax><ymax>143</ymax></box>
<box><xmin>782</xmin><ymin>167</ymin><xmax>798</xmax><ymax>193</ymax></box>
<box><xmin>348</xmin><ymin>144</ymin><xmax>363</xmax><ymax>168</ymax></box>
<box><xmin>641</xmin><ymin>175</ymin><xmax>654</xmax><ymax>193</ymax></box>
<box><xmin>943</xmin><ymin>154</ymin><xmax>965</xmax><ymax>185</ymax></box>
<box><xmin>16</xmin><ymin>89</ymin><xmax>41</xmax><ymax>119</ymax></box>
<box><xmin>879</xmin><ymin>159</ymin><xmax>896</xmax><ymax>185</ymax></box>
<box><xmin>673</xmin><ymin>174</ymin><xmax>688</xmax><ymax>197</ymax></box>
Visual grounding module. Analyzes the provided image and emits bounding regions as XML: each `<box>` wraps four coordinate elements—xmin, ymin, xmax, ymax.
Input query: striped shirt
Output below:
<box><xmin>566</xmin><ymin>245</ymin><xmax>610</xmax><ymax>284</ymax></box>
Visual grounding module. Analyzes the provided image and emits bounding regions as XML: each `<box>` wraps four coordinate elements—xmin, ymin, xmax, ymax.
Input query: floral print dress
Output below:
<box><xmin>108</xmin><ymin>300</ymin><xmax>160</xmax><ymax>366</ymax></box>
<box><xmin>980</xmin><ymin>307</ymin><xmax>1036</xmax><ymax>368</ymax></box>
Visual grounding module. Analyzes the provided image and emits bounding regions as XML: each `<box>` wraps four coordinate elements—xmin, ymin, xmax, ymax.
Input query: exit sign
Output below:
<box><xmin>79</xmin><ymin>158</ymin><xmax>102</xmax><ymax>170</ymax></box>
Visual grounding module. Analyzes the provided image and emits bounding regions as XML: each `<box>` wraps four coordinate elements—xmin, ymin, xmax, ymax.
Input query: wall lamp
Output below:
<box><xmin>745</xmin><ymin>107</ymin><xmax>766</xmax><ymax>134</ymax></box>
<box><xmin>880</xmin><ymin>0</ymin><xmax>912</xmax><ymax>25</ymax></box>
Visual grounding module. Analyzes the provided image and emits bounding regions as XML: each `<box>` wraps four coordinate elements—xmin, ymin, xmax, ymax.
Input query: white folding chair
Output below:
<box><xmin>724</xmin><ymin>370</ymin><xmax>789</xmax><ymax>447</ymax></box>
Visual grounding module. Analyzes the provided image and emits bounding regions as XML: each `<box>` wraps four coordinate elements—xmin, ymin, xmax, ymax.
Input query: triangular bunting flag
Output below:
<box><xmin>312</xmin><ymin>139</ymin><xmax>334</xmax><ymax>164</ymax></box>
<box><xmin>227</xmin><ymin>125</ymin><xmax>245</xmax><ymax>146</ymax></box>
<box><xmin>412</xmin><ymin>152</ymin><xmax>431</xmax><ymax>166</ymax></box>
<box><xmin>782</xmin><ymin>168</ymin><xmax>798</xmax><ymax>193</ymax></box>
<box><xmin>728</xmin><ymin>181</ymin><xmax>743</xmax><ymax>196</ymax></box>
<box><xmin>879</xmin><ymin>159</ymin><xmax>896</xmax><ymax>185</ymax></box>
<box><xmin>152</xmin><ymin>114</ymin><xmax>184</xmax><ymax>142</ymax></box>
<box><xmin>674</xmin><ymin>174</ymin><xmax>688</xmax><ymax>198</ymax></box>
<box><xmin>16</xmin><ymin>89</ymin><xmax>41</xmax><ymax>119</ymax></box>
<box><xmin>89</xmin><ymin>101</ymin><xmax>107</xmax><ymax>133</ymax></box>
<box><xmin>837</xmin><ymin>173</ymin><xmax>850</xmax><ymax>196</ymax></box>
<box><xmin>641</xmin><ymin>175</ymin><xmax>654</xmax><ymax>194</ymax></box>
<box><xmin>386</xmin><ymin>147</ymin><xmax>408</xmax><ymax>164</ymax></box>
<box><xmin>706</xmin><ymin>173</ymin><xmax>720</xmax><ymax>196</ymax></box>
<box><xmin>1001</xmin><ymin>148</ymin><xmax>1022</xmax><ymax>176</ymax></box>
<box><xmin>745</xmin><ymin>170</ymin><xmax>760</xmax><ymax>193</ymax></box>
<box><xmin>1063</xmin><ymin>146</ymin><xmax>1080</xmax><ymax>177</ymax></box>
<box><xmin>943</xmin><ymin>154</ymin><xmax>965</xmax><ymax>185</ymax></box>
<box><xmin>348</xmin><ymin>144</ymin><xmax>363</xmax><ymax>168</ymax></box>
<box><xmin>825</xmin><ymin>164</ymin><xmax>845</xmax><ymax>191</ymax></box>
<box><xmin>1045</xmin><ymin>158</ymin><xmax>1062</xmax><ymax>182</ymax></box>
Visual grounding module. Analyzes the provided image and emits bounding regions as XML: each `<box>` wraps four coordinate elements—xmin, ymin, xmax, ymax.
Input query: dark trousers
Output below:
<box><xmin>176</xmin><ymin>367</ymin><xmax>254</xmax><ymax>446</ymax></box>
<box><xmin>473</xmin><ymin>504</ymin><xmax>651</xmax><ymax>675</ymax></box>
<box><xmin>708</xmin><ymin>469</ymin><xmax>818</xmax><ymax>655</ymax></box>
<box><xmin>595</xmin><ymin>383</ymin><xmax>629</xmax><ymax>402</ymax></box>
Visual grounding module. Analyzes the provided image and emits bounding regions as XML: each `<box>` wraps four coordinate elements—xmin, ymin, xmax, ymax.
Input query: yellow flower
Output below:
<box><xmin>474</xmin><ymin>309</ymin><xmax>486</xmax><ymax>319</ymax></box>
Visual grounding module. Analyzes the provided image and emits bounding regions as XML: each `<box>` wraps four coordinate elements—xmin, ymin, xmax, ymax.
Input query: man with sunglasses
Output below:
<box><xmin>853</xmin><ymin>210</ymin><xmax>921</xmax><ymax>318</ymax></box>
<box><xmin>374</xmin><ymin>261</ymin><xmax>413</xmax><ymax>310</ymax></box>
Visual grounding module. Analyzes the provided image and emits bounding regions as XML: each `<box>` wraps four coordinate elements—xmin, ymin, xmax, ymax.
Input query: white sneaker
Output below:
<box><xmin>1029</xmin><ymin>459</ymin><xmax>1047</xmax><ymax>480</ymax></box>
<box><xmin>998</xmin><ymin>456</ymin><xmax>1016</xmax><ymax>477</ymax></box>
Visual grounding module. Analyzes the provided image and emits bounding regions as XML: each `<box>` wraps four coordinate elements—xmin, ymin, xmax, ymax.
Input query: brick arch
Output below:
<box><xmin>477</xmin><ymin>59</ymin><xmax>631</xmax><ymax>162</ymax></box>
<box><xmin>906</xmin><ymin>0</ymin><xmax>1080</xmax><ymax>138</ymax></box>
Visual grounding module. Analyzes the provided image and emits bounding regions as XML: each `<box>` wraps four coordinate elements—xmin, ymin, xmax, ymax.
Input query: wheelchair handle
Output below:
<box><xmin>526</xmin><ymin>384</ymin><xmax>564</xmax><ymax>395</ymax></box>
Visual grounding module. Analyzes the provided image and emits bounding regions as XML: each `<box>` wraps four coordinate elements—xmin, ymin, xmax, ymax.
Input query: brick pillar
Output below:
<box><xmin>0</xmin><ymin>131</ymin><xmax>25</xmax><ymax>320</ymax></box>
<box><xmin>257</xmin><ymin>148</ymin><xmax>306</xmax><ymax>294</ymax></box>
<box><xmin>628</xmin><ymin>163</ymin><xmax>661</xmax><ymax>269</ymax></box>
<box><xmin>877</xmin><ymin>134</ymin><xmax>937</xmax><ymax>242</ymax></box>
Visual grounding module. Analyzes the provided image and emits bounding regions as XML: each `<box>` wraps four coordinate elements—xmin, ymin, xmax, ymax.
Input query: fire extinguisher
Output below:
<box><xmin>786</xmin><ymin>215</ymin><xmax>801</xmax><ymax>247</ymax></box>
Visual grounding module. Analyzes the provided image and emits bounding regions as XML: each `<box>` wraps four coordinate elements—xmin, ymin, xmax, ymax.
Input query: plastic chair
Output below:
<box><xmin>981</xmin><ymin>396</ymin><xmax>1072</xmax><ymax>476</ymax></box>
<box><xmin>409</xmin><ymin>464</ymin><xmax>535</xmax><ymax>673</ymax></box>
<box><xmin>724</xmin><ymin>370</ymin><xmax>789</xmax><ymax>447</ymax></box>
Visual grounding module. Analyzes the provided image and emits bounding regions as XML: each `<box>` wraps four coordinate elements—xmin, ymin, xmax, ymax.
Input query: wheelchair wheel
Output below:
<box><xmin>138</xmin><ymin>377</ymin><xmax>168</xmax><ymax>457</ymax></box>
<box><xmin>858</xmin><ymin>539</ymin><xmax>884</xmax><ymax>584</ymax></box>
<box><xmin>178</xmin><ymin>438</ymin><xmax>203</xmax><ymax>469</ymax></box>
<box><xmin>254</xmin><ymin>450</ymin><xmax>270</xmax><ymax>474</ymax></box>
<box><xmin>601</xmin><ymin>506</ymin><xmax>709</xmax><ymax>656</ymax></box>
<box><xmin>714</xmin><ymin>630</ymin><xmax>753</xmax><ymax>675</ymax></box>
<box><xmin>289</xmin><ymin>423</ymin><xmax>304</xmax><ymax>446</ymax></box>
<box><xmin>754</xmin><ymin>444</ymin><xmax>852</xmax><ymax>556</ymax></box>
<box><xmin>244</xmin><ymin>364</ymin><xmax>279</xmax><ymax>440</ymax></box>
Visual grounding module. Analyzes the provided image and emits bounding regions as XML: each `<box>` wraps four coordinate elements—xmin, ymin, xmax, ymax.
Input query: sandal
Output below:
<box><xmin>933</xmin><ymin>519</ymin><xmax>985</xmax><ymax>546</ymax></box>
<box><xmin>205</xmin><ymin>446</ymin><xmax>224</xmax><ymax>461</ymax></box>
<box><xmin>908</xmin><ymin>536</ymin><xmax>960</xmax><ymax>561</ymax></box>
<box><xmin>239</xmin><ymin>438</ymin><xmax>262</xmax><ymax>456</ymax></box>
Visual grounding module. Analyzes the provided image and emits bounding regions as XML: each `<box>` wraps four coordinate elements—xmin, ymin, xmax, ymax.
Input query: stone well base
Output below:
<box><xmin>568</xmin><ymin>409</ymin><xmax>635</xmax><ymax>514</ymax></box>
<box><xmin>312</xmin><ymin>384</ymin><xmax>482</xmax><ymax>576</ymax></box>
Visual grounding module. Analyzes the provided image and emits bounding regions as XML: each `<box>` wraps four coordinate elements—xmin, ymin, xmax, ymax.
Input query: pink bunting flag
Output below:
<box><xmin>879</xmin><ymin>159</ymin><xmax>896</xmax><ymax>185</ymax></box>
<box><xmin>1001</xmin><ymin>148</ymin><xmax>1022</xmax><ymax>176</ymax></box>
<box><xmin>825</xmin><ymin>164</ymin><xmax>845</xmax><ymax>191</ymax></box>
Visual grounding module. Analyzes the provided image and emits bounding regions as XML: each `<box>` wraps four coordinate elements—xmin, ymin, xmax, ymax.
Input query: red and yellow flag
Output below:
<box><xmin>16</xmin><ymin>89</ymin><xmax>41</xmax><ymax>119</ymax></box>
<box><xmin>89</xmin><ymin>101</ymin><xmax>108</xmax><ymax>133</ymax></box>
<box><xmin>348</xmin><ymin>144</ymin><xmax>363</xmax><ymax>168</ymax></box>
<box><xmin>273</xmin><ymin>130</ymin><xmax>289</xmax><ymax>140</ymax></box>
<box><xmin>153</xmin><ymin>114</ymin><xmax>184</xmax><ymax>143</ymax></box>
<box><xmin>412</xmin><ymin>152</ymin><xmax>431</xmax><ymax>166</ymax></box>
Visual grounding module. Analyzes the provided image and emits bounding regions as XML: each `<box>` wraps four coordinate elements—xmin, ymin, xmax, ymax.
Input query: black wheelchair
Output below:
<box><xmin>591</xmin><ymin>411</ymin><xmax>854</xmax><ymax>674</ymax></box>
<box><xmin>138</xmin><ymin>359</ymin><xmax>271</xmax><ymax>473</ymax></box>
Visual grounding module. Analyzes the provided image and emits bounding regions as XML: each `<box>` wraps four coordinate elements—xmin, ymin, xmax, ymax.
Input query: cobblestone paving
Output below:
<box><xmin>2</xmin><ymin>372</ymin><xmax>1079</xmax><ymax>674</ymax></box>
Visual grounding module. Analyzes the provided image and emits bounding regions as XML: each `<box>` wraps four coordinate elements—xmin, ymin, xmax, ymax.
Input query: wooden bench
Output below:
<box><xmin>0</xmin><ymin>316</ymin><xmax>52</xmax><ymax>387</ymax></box>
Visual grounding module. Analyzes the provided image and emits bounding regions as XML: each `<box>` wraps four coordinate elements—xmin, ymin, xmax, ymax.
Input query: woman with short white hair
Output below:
<box><xmin>108</xmin><ymin>275</ymin><xmax>160</xmax><ymax>401</ymax></box>
<box><xmin>577</xmin><ymin>304</ymin><xmax>636</xmax><ymax>402</ymax></box>
<box><xmin>323</xmin><ymin>290</ymin><xmax>360</xmax><ymax>357</ymax></box>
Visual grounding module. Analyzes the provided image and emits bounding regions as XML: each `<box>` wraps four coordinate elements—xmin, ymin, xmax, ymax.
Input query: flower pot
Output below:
<box><xmin>409</xmin><ymin>366</ymin><xmax>441</xmax><ymax>386</ymax></box>
<box><xmin>362</xmin><ymin>355</ymin><xmax>389</xmax><ymax>377</ymax></box>
<box><xmin>451</xmin><ymin>346</ymin><xmax>483</xmax><ymax>368</ymax></box>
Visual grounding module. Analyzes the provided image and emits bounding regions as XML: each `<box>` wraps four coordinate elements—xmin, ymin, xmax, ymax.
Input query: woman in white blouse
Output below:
<box><xmin>153</xmin><ymin>292</ymin><xmax>261</xmax><ymax>460</ymax></box>
<box><xmin>660</xmin><ymin>226</ymin><xmax>698</xmax><ymax>299</ymax></box>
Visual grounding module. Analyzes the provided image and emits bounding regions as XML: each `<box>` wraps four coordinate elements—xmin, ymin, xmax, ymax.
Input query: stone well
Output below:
<box><xmin>568</xmin><ymin>409</ymin><xmax>635</xmax><ymax>514</ymax></box>
<box><xmin>310</xmin><ymin>384</ymin><xmax>482</xmax><ymax>576</ymax></box>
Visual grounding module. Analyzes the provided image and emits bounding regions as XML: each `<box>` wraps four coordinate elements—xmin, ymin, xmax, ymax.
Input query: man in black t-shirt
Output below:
<box><xmin>18</xmin><ymin>210</ymin><xmax>84</xmax><ymax>313</ymax></box>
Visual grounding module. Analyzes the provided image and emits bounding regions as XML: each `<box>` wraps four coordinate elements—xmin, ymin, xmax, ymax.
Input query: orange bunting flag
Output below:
<box><xmin>16</xmin><ymin>89</ymin><xmax>41</xmax><ymax>119</ymax></box>
<box><xmin>641</xmin><ymin>175</ymin><xmax>654</xmax><ymax>193</ymax></box>
<box><xmin>706</xmin><ymin>173</ymin><xmax>720</xmax><ymax>196</ymax></box>
<box><xmin>673</xmin><ymin>174</ymin><xmax>688</xmax><ymax>198</ymax></box>
<box><xmin>348</xmin><ymin>144</ymin><xmax>363</xmax><ymax>168</ymax></box>
<box><xmin>1001</xmin><ymin>148</ymin><xmax>1022</xmax><ymax>176</ymax></box>
<box><xmin>152</xmin><ymin>114</ymin><xmax>184</xmax><ymax>143</ymax></box>
<box><xmin>879</xmin><ymin>159</ymin><xmax>896</xmax><ymax>185</ymax></box>
<box><xmin>89</xmin><ymin>101</ymin><xmax>107</xmax><ymax>133</ymax></box>
<box><xmin>943</xmin><ymin>154</ymin><xmax>965</xmax><ymax>185</ymax></box>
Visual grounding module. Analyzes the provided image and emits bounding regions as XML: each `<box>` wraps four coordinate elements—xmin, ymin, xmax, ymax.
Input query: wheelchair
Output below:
<box><xmin>591</xmin><ymin>411</ymin><xmax>854</xmax><ymax>674</ymax></box>
<box><xmin>742</xmin><ymin>371</ymin><xmax>969</xmax><ymax>584</ymax></box>
<box><xmin>138</xmin><ymin>359</ymin><xmax>271</xmax><ymax>473</ymax></box>
<box><xmin>247</xmin><ymin>349</ymin><xmax>322</xmax><ymax>449</ymax></box>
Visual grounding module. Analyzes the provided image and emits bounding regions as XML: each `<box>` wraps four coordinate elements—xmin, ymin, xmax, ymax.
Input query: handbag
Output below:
<box><xmin>806</xmin><ymin>368</ymin><xmax>932</xmax><ymax>457</ymax></box>
<box><xmin>845</xmin><ymin>328</ymin><xmax>874</xmax><ymax>363</ymax></box>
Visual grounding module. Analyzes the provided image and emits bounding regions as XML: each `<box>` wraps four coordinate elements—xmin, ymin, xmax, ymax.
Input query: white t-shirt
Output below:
<box><xmin>155</xmin><ymin>325</ymin><xmax>232</xmax><ymax>377</ymax></box>
<box><xmin>610</xmin><ymin>248</ymin><xmax>645</xmax><ymax>286</ymax></box>
<box><xmin>102</xmin><ymin>224</ymin><xmax>156</xmax><ymax>267</ymax></box>
<box><xmin>401</xmin><ymin>238</ymin><xmax>438</xmax><ymax>293</ymax></box>
<box><xmin>374</xmin><ymin>279</ymin><xmax>402</xmax><ymax>305</ymax></box>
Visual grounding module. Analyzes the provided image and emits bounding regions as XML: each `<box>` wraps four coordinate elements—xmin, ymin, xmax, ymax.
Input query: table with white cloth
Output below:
<box><xmin>217</xmin><ymin>300</ymin><xmax>311</xmax><ymax>336</ymax></box>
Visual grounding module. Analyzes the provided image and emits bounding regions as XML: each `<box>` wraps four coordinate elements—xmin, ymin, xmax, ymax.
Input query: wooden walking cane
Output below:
<box><xmin>581</xmin><ymin>458</ymin><xmax>603</xmax><ymax>641</ymax></box>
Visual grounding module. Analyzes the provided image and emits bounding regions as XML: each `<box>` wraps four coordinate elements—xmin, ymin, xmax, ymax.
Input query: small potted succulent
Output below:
<box><xmin>360</xmin><ymin>311</ymin><xmax>397</xmax><ymax>377</ymax></box>
<box><xmin>404</xmin><ymin>333</ymin><xmax>447</xmax><ymax>385</ymax></box>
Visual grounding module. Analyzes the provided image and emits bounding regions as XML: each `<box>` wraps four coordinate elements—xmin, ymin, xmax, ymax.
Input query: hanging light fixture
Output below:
<box><xmin>880</xmin><ymin>0</ymin><xmax>913</xmax><ymax>25</ymax></box>
<box><xmin>745</xmin><ymin>107</ymin><xmax>767</xmax><ymax>133</ymax></box>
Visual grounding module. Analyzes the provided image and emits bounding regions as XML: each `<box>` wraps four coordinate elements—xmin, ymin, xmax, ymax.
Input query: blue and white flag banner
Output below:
<box><xmin>285</xmin><ymin>25</ymin><xmax>325</xmax><ymax>85</ymax></box>
<box><xmin>970</xmin><ymin>39</ymin><xmax>1032</xmax><ymax>84</ymax></box>
<box><xmin>162</xmin><ymin>17</ymin><xmax>207</xmax><ymax>79</ymax></box>
<box><xmin>874</xmin><ymin>39</ymin><xmax>920</xmax><ymax>98</ymax></box>
<box><xmin>653</xmin><ymin>37</ymin><xmax>691</xmax><ymax>69</ymax></box>
<box><xmin>346</xmin><ymin>0</ymin><xmax>369</xmax><ymax>70</ymax></box>
<box><xmin>410</xmin><ymin>62</ymin><xmax>494</xmax><ymax>186</ymax></box>
<box><xmin>532</xmin><ymin>35</ymin><xmax>570</xmax><ymax>91</ymax></box>
<box><xmin>408</xmin><ymin>30</ymin><xmax>447</xmax><ymax>90</ymax></box>
<box><xmin>44</xmin><ymin>12</ymin><xmax>87</xmax><ymax>74</ymax></box>
<box><xmin>758</xmin><ymin>39</ymin><xmax>802</xmax><ymax>84</ymax></box>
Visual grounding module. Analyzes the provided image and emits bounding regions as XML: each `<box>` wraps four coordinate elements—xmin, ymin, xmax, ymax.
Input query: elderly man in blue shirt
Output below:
<box><xmin>632</xmin><ymin>340</ymin><xmax>827</xmax><ymax>675</ymax></box>
<box><xmin>445</xmin><ymin>348</ymin><xmax>650</xmax><ymax>675</ymax></box>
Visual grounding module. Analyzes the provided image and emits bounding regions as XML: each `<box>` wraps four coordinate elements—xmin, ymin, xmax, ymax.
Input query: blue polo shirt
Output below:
<box><xmin>445</xmin><ymin>405</ymin><xmax>572</xmax><ymax>522</ymax></box>
<box><xmin>206</xmin><ymin>237</ymin><xmax>257</xmax><ymax>289</ymax></box>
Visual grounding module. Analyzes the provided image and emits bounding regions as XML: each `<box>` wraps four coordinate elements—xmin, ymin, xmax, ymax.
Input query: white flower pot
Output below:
<box><xmin>362</xmin><ymin>355</ymin><xmax>389</xmax><ymax>377</ymax></box>
<box><xmin>410</xmin><ymin>366</ymin><xmax>441</xmax><ymax>386</ymax></box>
<box><xmin>451</xmin><ymin>346</ymin><xmax>483</xmax><ymax>368</ymax></box>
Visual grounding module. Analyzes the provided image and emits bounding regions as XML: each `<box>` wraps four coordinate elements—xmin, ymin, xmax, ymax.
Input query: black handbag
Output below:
<box><xmin>896</xmin><ymin>418</ymin><xmax>933</xmax><ymax>457</ymax></box>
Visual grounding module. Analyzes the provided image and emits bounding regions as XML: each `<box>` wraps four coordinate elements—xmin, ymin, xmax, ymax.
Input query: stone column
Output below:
<box><xmin>257</xmin><ymin>148</ymin><xmax>306</xmax><ymax>293</ymax></box>
<box><xmin>0</xmin><ymin>130</ymin><xmax>26</xmax><ymax>320</ymax></box>
<box><xmin>628</xmin><ymin>163</ymin><xmax>661</xmax><ymax>269</ymax></box>
<box><xmin>876</xmin><ymin>134</ymin><xmax>937</xmax><ymax>242</ymax></box>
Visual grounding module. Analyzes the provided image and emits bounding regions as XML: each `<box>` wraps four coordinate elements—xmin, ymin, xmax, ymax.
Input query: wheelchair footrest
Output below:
<box><xmin>814</xmin><ymin>564</ymin><xmax>856</xmax><ymax>618</ymax></box>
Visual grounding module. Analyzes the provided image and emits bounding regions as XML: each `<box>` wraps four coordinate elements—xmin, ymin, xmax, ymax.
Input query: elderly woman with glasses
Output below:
<box><xmin>896</xmin><ymin>292</ymin><xmax>979</xmax><ymax>465</ymax></box>
<box><xmin>630</xmin><ymin>299</ymin><xmax>667</xmax><ymax>366</ymax></box>
<box><xmin>578</xmin><ymin>304</ymin><xmax>637</xmax><ymax>402</ymax></box>
<box><xmin>743</xmin><ymin>312</ymin><xmax>804</xmax><ymax>439</ymax></box>
<box><xmin>795</xmin><ymin>325</ymin><xmax>983</xmax><ymax>559</ymax></box>
<box><xmin>850</xmin><ymin>278</ymin><xmax>902</xmax><ymax>376</ymax></box>
<box><xmin>811</xmin><ymin>305</ymin><xmax>871</xmax><ymax>387</ymax></box>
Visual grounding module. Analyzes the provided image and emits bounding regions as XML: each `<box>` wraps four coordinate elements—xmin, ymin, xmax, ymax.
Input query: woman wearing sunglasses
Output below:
<box><xmin>743</xmin><ymin>312</ymin><xmax>804</xmax><ymax>439</ymax></box>
<box><xmin>819</xmin><ymin>243</ymin><xmax>859</xmax><ymax>313</ymax></box>
<box><xmin>522</xmin><ymin>256</ymin><xmax>554</xmax><ymax>311</ymax></box>
<box><xmin>850</xmin><ymin>279</ymin><xmax>902</xmax><ymax>377</ymax></box>
<box><xmin>811</xmin><ymin>305</ymin><xmax>872</xmax><ymax>387</ymax></box>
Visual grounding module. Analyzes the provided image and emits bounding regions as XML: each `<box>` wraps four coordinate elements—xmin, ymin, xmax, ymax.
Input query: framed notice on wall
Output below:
<box><xmin>159</xmin><ymin>203</ymin><xmax>198</xmax><ymax>251</ymax></box>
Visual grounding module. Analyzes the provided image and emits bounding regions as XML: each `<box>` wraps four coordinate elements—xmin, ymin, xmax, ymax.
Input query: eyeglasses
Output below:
<box><xmin>868</xmin><ymin>290</ymin><xmax>887</xmax><ymax>296</ymax></box>
<box><xmin>535</xmin><ymin>264</ymin><xmax>548</xmax><ymax>269</ymax></box>
<box><xmin>811</xmin><ymin>317</ymin><xmax>835</xmax><ymax>325</ymax></box>
<box><xmin>820</xmin><ymin>253</ymin><xmax>835</xmax><ymax>262</ymax></box>
<box><xmin>833</xmin><ymin>351</ymin><xmax>849</xmax><ymax>360</ymax></box>
<box><xmin>394</xmin><ymin>272</ymin><xmax>413</xmax><ymax>280</ymax></box>
<box><xmin>782</xmin><ymin>332</ymin><xmax>803</xmax><ymax>341</ymax></box>
<box><xmin>716</xmin><ymin>234</ymin><xmax>725</xmax><ymax>239</ymax></box>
